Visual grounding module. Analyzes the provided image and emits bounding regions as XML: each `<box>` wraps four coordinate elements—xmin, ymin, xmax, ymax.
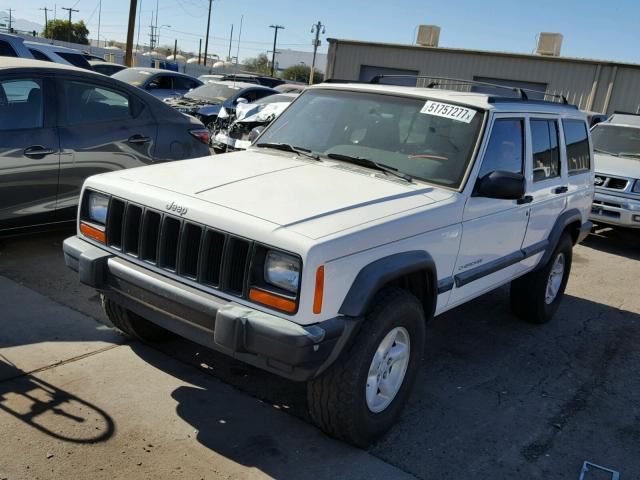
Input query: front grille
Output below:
<box><xmin>105</xmin><ymin>199</ymin><xmax>252</xmax><ymax>298</ymax></box>
<box><xmin>595</xmin><ymin>175</ymin><xmax>629</xmax><ymax>190</ymax></box>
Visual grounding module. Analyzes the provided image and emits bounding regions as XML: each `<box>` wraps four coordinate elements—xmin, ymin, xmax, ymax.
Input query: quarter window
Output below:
<box><xmin>478</xmin><ymin>119</ymin><xmax>524</xmax><ymax>177</ymax></box>
<box><xmin>29</xmin><ymin>48</ymin><xmax>53</xmax><ymax>62</ymax></box>
<box><xmin>530</xmin><ymin>119</ymin><xmax>561</xmax><ymax>182</ymax></box>
<box><xmin>64</xmin><ymin>81</ymin><xmax>131</xmax><ymax>124</ymax></box>
<box><xmin>563</xmin><ymin>120</ymin><xmax>590</xmax><ymax>174</ymax></box>
<box><xmin>0</xmin><ymin>40</ymin><xmax>17</xmax><ymax>57</ymax></box>
<box><xmin>0</xmin><ymin>78</ymin><xmax>44</xmax><ymax>130</ymax></box>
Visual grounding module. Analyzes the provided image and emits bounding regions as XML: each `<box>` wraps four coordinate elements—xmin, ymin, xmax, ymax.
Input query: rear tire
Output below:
<box><xmin>101</xmin><ymin>295</ymin><xmax>174</xmax><ymax>342</ymax></box>
<box><xmin>510</xmin><ymin>233</ymin><xmax>573</xmax><ymax>324</ymax></box>
<box><xmin>307</xmin><ymin>287</ymin><xmax>425</xmax><ymax>447</ymax></box>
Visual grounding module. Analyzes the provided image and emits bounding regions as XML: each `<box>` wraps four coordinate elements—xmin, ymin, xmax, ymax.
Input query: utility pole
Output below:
<box><xmin>124</xmin><ymin>0</ymin><xmax>137</xmax><ymax>67</ymax></box>
<box><xmin>97</xmin><ymin>0</ymin><xmax>102</xmax><ymax>48</ymax></box>
<box><xmin>148</xmin><ymin>12</ymin><xmax>154</xmax><ymax>50</ymax></box>
<box><xmin>39</xmin><ymin>7</ymin><xmax>50</xmax><ymax>37</ymax></box>
<box><xmin>309</xmin><ymin>21</ymin><xmax>325</xmax><ymax>85</ymax></box>
<box><xmin>135</xmin><ymin>0</ymin><xmax>142</xmax><ymax>54</ymax></box>
<box><xmin>227</xmin><ymin>24</ymin><xmax>233</xmax><ymax>60</ymax></box>
<box><xmin>197</xmin><ymin>38</ymin><xmax>202</xmax><ymax>64</ymax></box>
<box><xmin>173</xmin><ymin>39</ymin><xmax>177</xmax><ymax>59</ymax></box>
<box><xmin>61</xmin><ymin>6</ymin><xmax>78</xmax><ymax>43</ymax></box>
<box><xmin>202</xmin><ymin>0</ymin><xmax>213</xmax><ymax>67</ymax></box>
<box><xmin>7</xmin><ymin>8</ymin><xmax>14</xmax><ymax>32</ymax></box>
<box><xmin>269</xmin><ymin>25</ymin><xmax>284</xmax><ymax>77</ymax></box>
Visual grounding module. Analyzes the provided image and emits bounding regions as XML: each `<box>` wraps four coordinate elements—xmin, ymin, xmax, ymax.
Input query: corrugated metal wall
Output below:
<box><xmin>327</xmin><ymin>41</ymin><xmax>640</xmax><ymax>114</ymax></box>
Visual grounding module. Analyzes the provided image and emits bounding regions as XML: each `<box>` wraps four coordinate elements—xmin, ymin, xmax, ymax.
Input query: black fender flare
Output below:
<box><xmin>536</xmin><ymin>208</ymin><xmax>582</xmax><ymax>269</ymax></box>
<box><xmin>338</xmin><ymin>250</ymin><xmax>437</xmax><ymax>319</ymax></box>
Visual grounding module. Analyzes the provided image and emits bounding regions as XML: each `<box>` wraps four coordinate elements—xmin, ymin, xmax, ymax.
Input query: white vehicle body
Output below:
<box><xmin>590</xmin><ymin>114</ymin><xmax>640</xmax><ymax>228</ymax></box>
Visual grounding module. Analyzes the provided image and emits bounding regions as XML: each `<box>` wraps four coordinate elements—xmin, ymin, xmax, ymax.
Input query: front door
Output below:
<box><xmin>0</xmin><ymin>75</ymin><xmax>60</xmax><ymax>231</ymax></box>
<box><xmin>55</xmin><ymin>77</ymin><xmax>158</xmax><ymax>222</ymax></box>
<box><xmin>448</xmin><ymin>116</ymin><xmax>531</xmax><ymax>307</ymax></box>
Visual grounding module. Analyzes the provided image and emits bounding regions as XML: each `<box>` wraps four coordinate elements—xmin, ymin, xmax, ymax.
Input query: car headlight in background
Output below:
<box><xmin>264</xmin><ymin>250</ymin><xmax>301</xmax><ymax>293</ymax></box>
<box><xmin>88</xmin><ymin>192</ymin><xmax>109</xmax><ymax>224</ymax></box>
<box><xmin>633</xmin><ymin>180</ymin><xmax>640</xmax><ymax>194</ymax></box>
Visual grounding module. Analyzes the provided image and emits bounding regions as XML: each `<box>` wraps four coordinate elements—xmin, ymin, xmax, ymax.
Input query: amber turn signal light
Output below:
<box><xmin>80</xmin><ymin>221</ymin><xmax>106</xmax><ymax>243</ymax></box>
<box><xmin>249</xmin><ymin>288</ymin><xmax>297</xmax><ymax>313</ymax></box>
<box><xmin>313</xmin><ymin>266</ymin><xmax>324</xmax><ymax>314</ymax></box>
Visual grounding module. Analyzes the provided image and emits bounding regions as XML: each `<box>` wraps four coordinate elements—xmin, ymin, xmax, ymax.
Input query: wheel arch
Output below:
<box><xmin>536</xmin><ymin>208</ymin><xmax>583</xmax><ymax>269</ymax></box>
<box><xmin>338</xmin><ymin>250</ymin><xmax>437</xmax><ymax>321</ymax></box>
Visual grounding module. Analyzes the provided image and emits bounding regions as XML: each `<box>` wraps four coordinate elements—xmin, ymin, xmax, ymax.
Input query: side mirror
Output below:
<box><xmin>235</xmin><ymin>97</ymin><xmax>248</xmax><ymax>105</ymax></box>
<box><xmin>475</xmin><ymin>170</ymin><xmax>526</xmax><ymax>200</ymax></box>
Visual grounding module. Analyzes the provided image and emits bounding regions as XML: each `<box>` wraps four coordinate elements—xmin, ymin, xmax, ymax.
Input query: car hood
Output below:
<box><xmin>594</xmin><ymin>152</ymin><xmax>640</xmax><ymax>179</ymax></box>
<box><xmin>107</xmin><ymin>149</ymin><xmax>452</xmax><ymax>239</ymax></box>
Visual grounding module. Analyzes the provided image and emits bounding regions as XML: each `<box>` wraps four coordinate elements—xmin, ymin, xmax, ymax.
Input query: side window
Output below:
<box><xmin>0</xmin><ymin>78</ymin><xmax>44</xmax><ymax>130</ymax></box>
<box><xmin>563</xmin><ymin>120</ymin><xmax>591</xmax><ymax>174</ymax></box>
<box><xmin>531</xmin><ymin>119</ymin><xmax>561</xmax><ymax>182</ymax></box>
<box><xmin>29</xmin><ymin>48</ymin><xmax>53</xmax><ymax>62</ymax></box>
<box><xmin>478</xmin><ymin>119</ymin><xmax>524</xmax><ymax>178</ymax></box>
<box><xmin>253</xmin><ymin>90</ymin><xmax>274</xmax><ymax>101</ymax></box>
<box><xmin>64</xmin><ymin>81</ymin><xmax>131</xmax><ymax>124</ymax></box>
<box><xmin>56</xmin><ymin>52</ymin><xmax>92</xmax><ymax>69</ymax></box>
<box><xmin>0</xmin><ymin>40</ymin><xmax>18</xmax><ymax>57</ymax></box>
<box><xmin>148</xmin><ymin>76</ymin><xmax>173</xmax><ymax>90</ymax></box>
<box><xmin>173</xmin><ymin>77</ymin><xmax>198</xmax><ymax>90</ymax></box>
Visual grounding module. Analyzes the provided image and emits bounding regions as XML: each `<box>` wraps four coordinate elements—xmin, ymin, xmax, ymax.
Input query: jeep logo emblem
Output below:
<box><xmin>166</xmin><ymin>201</ymin><xmax>188</xmax><ymax>216</ymax></box>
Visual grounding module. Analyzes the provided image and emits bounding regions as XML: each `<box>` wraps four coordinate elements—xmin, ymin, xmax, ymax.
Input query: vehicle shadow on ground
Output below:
<box><xmin>581</xmin><ymin>225</ymin><xmax>640</xmax><ymax>260</ymax></box>
<box><xmin>133</xmin><ymin>286</ymin><xmax>640</xmax><ymax>479</ymax></box>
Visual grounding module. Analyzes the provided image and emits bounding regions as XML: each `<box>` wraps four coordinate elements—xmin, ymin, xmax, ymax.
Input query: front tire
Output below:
<box><xmin>307</xmin><ymin>287</ymin><xmax>425</xmax><ymax>447</ymax></box>
<box><xmin>101</xmin><ymin>295</ymin><xmax>174</xmax><ymax>342</ymax></box>
<box><xmin>510</xmin><ymin>233</ymin><xmax>573</xmax><ymax>324</ymax></box>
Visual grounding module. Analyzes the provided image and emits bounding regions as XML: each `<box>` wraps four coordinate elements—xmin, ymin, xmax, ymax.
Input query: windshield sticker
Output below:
<box><xmin>420</xmin><ymin>101</ymin><xmax>476</xmax><ymax>123</ymax></box>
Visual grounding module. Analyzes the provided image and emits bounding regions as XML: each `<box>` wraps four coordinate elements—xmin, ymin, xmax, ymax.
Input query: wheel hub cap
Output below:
<box><xmin>545</xmin><ymin>252</ymin><xmax>565</xmax><ymax>304</ymax></box>
<box><xmin>365</xmin><ymin>326</ymin><xmax>411</xmax><ymax>413</ymax></box>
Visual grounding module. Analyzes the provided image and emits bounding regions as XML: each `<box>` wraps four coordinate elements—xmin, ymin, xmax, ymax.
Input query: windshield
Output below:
<box><xmin>184</xmin><ymin>82</ymin><xmax>240</xmax><ymax>102</ymax></box>
<box><xmin>592</xmin><ymin>124</ymin><xmax>640</xmax><ymax>158</ymax></box>
<box><xmin>257</xmin><ymin>89</ymin><xmax>483</xmax><ymax>188</ymax></box>
<box><xmin>112</xmin><ymin>69</ymin><xmax>154</xmax><ymax>86</ymax></box>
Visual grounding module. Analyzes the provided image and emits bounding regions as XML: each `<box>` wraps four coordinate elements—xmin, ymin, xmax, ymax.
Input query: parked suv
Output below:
<box><xmin>590</xmin><ymin>112</ymin><xmax>640</xmax><ymax>228</ymax></box>
<box><xmin>63</xmin><ymin>82</ymin><xmax>593</xmax><ymax>446</ymax></box>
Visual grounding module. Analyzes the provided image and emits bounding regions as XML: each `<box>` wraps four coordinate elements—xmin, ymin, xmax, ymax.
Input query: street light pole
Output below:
<box><xmin>203</xmin><ymin>0</ymin><xmax>213</xmax><ymax>67</ymax></box>
<box><xmin>309</xmin><ymin>21</ymin><xmax>325</xmax><ymax>85</ymax></box>
<box><xmin>269</xmin><ymin>24</ymin><xmax>284</xmax><ymax>77</ymax></box>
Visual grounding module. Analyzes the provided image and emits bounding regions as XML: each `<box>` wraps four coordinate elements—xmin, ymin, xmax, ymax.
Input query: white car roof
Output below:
<box><xmin>606</xmin><ymin>113</ymin><xmax>640</xmax><ymax>128</ymax></box>
<box><xmin>308</xmin><ymin>82</ymin><xmax>584</xmax><ymax>116</ymax></box>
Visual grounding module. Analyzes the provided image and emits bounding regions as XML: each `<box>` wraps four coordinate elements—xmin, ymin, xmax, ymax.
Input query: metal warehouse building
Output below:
<box><xmin>326</xmin><ymin>37</ymin><xmax>640</xmax><ymax>114</ymax></box>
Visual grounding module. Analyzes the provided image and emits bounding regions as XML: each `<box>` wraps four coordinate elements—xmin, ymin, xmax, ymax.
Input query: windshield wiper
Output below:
<box><xmin>326</xmin><ymin>153</ymin><xmax>412</xmax><ymax>182</ymax></box>
<box><xmin>256</xmin><ymin>142</ymin><xmax>321</xmax><ymax>161</ymax></box>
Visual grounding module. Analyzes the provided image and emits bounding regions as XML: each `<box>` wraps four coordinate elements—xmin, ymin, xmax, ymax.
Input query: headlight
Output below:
<box><xmin>87</xmin><ymin>192</ymin><xmax>109</xmax><ymax>224</ymax></box>
<box><xmin>633</xmin><ymin>180</ymin><xmax>640</xmax><ymax>194</ymax></box>
<box><xmin>264</xmin><ymin>250</ymin><xmax>300</xmax><ymax>293</ymax></box>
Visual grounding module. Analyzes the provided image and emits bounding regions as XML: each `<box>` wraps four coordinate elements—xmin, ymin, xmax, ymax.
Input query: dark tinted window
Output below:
<box><xmin>92</xmin><ymin>64</ymin><xmax>124</xmax><ymax>76</ymax></box>
<box><xmin>56</xmin><ymin>51</ymin><xmax>92</xmax><ymax>69</ymax></box>
<box><xmin>148</xmin><ymin>76</ymin><xmax>173</xmax><ymax>90</ymax></box>
<box><xmin>0</xmin><ymin>40</ymin><xmax>17</xmax><ymax>57</ymax></box>
<box><xmin>531</xmin><ymin>119</ymin><xmax>561</xmax><ymax>182</ymax></box>
<box><xmin>64</xmin><ymin>81</ymin><xmax>131</xmax><ymax>124</ymax></box>
<box><xmin>563</xmin><ymin>120</ymin><xmax>590</xmax><ymax>174</ymax></box>
<box><xmin>172</xmin><ymin>77</ymin><xmax>199</xmax><ymax>90</ymax></box>
<box><xmin>0</xmin><ymin>78</ymin><xmax>43</xmax><ymax>130</ymax></box>
<box><xmin>478</xmin><ymin>119</ymin><xmax>524</xmax><ymax>177</ymax></box>
<box><xmin>29</xmin><ymin>48</ymin><xmax>53</xmax><ymax>61</ymax></box>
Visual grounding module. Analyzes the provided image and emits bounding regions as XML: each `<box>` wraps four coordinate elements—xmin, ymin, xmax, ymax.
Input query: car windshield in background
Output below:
<box><xmin>112</xmin><ymin>69</ymin><xmax>154</xmax><ymax>86</ymax></box>
<box><xmin>184</xmin><ymin>82</ymin><xmax>240</xmax><ymax>102</ymax></box>
<box><xmin>592</xmin><ymin>124</ymin><xmax>640</xmax><ymax>158</ymax></box>
<box><xmin>257</xmin><ymin>89</ymin><xmax>484</xmax><ymax>188</ymax></box>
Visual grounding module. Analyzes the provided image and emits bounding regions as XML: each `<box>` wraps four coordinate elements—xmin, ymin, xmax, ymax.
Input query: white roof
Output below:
<box><xmin>606</xmin><ymin>113</ymin><xmax>640</xmax><ymax>127</ymax></box>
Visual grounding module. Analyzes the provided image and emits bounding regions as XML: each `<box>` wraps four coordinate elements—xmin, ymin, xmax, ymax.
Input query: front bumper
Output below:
<box><xmin>590</xmin><ymin>191</ymin><xmax>640</xmax><ymax>229</ymax></box>
<box><xmin>63</xmin><ymin>236</ymin><xmax>358</xmax><ymax>381</ymax></box>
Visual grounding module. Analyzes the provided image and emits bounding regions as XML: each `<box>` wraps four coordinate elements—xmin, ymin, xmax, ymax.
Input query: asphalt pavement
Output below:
<box><xmin>0</xmin><ymin>225</ymin><xmax>638</xmax><ymax>479</ymax></box>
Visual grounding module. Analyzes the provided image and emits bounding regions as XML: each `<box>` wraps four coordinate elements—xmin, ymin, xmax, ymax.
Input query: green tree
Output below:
<box><xmin>282</xmin><ymin>64</ymin><xmax>323</xmax><ymax>84</ymax></box>
<box><xmin>243</xmin><ymin>53</ymin><xmax>271</xmax><ymax>76</ymax></box>
<box><xmin>42</xmin><ymin>19</ymin><xmax>90</xmax><ymax>45</ymax></box>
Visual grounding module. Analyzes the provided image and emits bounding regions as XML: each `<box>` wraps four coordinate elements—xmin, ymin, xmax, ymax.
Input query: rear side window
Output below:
<box><xmin>478</xmin><ymin>119</ymin><xmax>524</xmax><ymax>177</ymax></box>
<box><xmin>172</xmin><ymin>77</ymin><xmax>199</xmax><ymax>90</ymax></box>
<box><xmin>563</xmin><ymin>120</ymin><xmax>590</xmax><ymax>174</ymax></box>
<box><xmin>531</xmin><ymin>119</ymin><xmax>561</xmax><ymax>182</ymax></box>
<box><xmin>56</xmin><ymin>52</ymin><xmax>92</xmax><ymax>70</ymax></box>
<box><xmin>29</xmin><ymin>48</ymin><xmax>53</xmax><ymax>62</ymax></box>
<box><xmin>0</xmin><ymin>40</ymin><xmax>17</xmax><ymax>57</ymax></box>
<box><xmin>148</xmin><ymin>76</ymin><xmax>173</xmax><ymax>90</ymax></box>
<box><xmin>0</xmin><ymin>78</ymin><xmax>44</xmax><ymax>130</ymax></box>
<box><xmin>64</xmin><ymin>81</ymin><xmax>131</xmax><ymax>124</ymax></box>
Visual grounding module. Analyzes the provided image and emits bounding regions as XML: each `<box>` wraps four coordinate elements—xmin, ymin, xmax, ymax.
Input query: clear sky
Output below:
<box><xmin>2</xmin><ymin>0</ymin><xmax>639</xmax><ymax>64</ymax></box>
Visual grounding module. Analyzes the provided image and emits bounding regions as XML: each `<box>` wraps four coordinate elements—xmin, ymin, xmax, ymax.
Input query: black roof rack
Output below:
<box><xmin>369</xmin><ymin>74</ymin><xmax>572</xmax><ymax>105</ymax></box>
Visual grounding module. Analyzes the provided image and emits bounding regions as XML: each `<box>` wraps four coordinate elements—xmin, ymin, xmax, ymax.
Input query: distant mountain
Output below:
<box><xmin>0</xmin><ymin>11</ymin><xmax>42</xmax><ymax>34</ymax></box>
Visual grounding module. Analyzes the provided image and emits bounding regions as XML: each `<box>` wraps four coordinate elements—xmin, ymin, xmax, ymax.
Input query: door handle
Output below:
<box><xmin>517</xmin><ymin>195</ymin><xmax>533</xmax><ymax>205</ymax></box>
<box><xmin>554</xmin><ymin>186</ymin><xmax>568</xmax><ymax>194</ymax></box>
<box><xmin>24</xmin><ymin>145</ymin><xmax>56</xmax><ymax>158</ymax></box>
<box><xmin>127</xmin><ymin>135</ymin><xmax>151</xmax><ymax>144</ymax></box>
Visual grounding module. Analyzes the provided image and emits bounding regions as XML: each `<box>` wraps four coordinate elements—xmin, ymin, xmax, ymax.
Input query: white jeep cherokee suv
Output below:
<box><xmin>64</xmin><ymin>82</ymin><xmax>594</xmax><ymax>446</ymax></box>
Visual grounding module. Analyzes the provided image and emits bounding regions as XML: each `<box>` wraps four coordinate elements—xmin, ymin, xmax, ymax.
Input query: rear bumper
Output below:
<box><xmin>590</xmin><ymin>191</ymin><xmax>640</xmax><ymax>229</ymax></box>
<box><xmin>63</xmin><ymin>235</ymin><xmax>358</xmax><ymax>381</ymax></box>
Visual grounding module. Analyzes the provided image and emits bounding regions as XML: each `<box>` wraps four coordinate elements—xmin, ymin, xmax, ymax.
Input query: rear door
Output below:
<box><xmin>0</xmin><ymin>74</ymin><xmax>60</xmax><ymax>231</ymax></box>
<box><xmin>55</xmin><ymin>77</ymin><xmax>158</xmax><ymax>222</ymax></box>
